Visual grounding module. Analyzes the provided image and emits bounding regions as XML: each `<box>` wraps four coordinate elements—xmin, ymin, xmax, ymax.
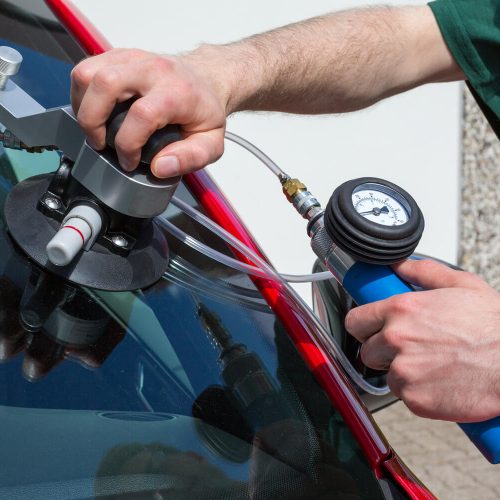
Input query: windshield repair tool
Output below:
<box><xmin>283</xmin><ymin>175</ymin><xmax>500</xmax><ymax>464</ymax></box>
<box><xmin>0</xmin><ymin>47</ymin><xmax>181</xmax><ymax>291</ymax></box>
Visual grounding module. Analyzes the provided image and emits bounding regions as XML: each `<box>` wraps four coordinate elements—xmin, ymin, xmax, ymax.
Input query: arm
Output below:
<box><xmin>207</xmin><ymin>4</ymin><xmax>463</xmax><ymax>115</ymax></box>
<box><xmin>71</xmin><ymin>5</ymin><xmax>463</xmax><ymax>177</ymax></box>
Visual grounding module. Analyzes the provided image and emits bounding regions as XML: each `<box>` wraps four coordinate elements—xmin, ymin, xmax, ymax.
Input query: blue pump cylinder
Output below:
<box><xmin>343</xmin><ymin>261</ymin><xmax>413</xmax><ymax>304</ymax></box>
<box><xmin>342</xmin><ymin>260</ymin><xmax>500</xmax><ymax>464</ymax></box>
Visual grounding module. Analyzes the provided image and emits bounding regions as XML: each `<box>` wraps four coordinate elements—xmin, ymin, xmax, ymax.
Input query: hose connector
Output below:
<box><xmin>281</xmin><ymin>177</ymin><xmax>322</xmax><ymax>222</ymax></box>
<box><xmin>282</xmin><ymin>178</ymin><xmax>306</xmax><ymax>202</ymax></box>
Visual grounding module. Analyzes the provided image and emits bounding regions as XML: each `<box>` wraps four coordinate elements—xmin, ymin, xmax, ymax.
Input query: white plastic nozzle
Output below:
<box><xmin>46</xmin><ymin>205</ymin><xmax>103</xmax><ymax>267</ymax></box>
<box><xmin>46</xmin><ymin>217</ymin><xmax>91</xmax><ymax>266</ymax></box>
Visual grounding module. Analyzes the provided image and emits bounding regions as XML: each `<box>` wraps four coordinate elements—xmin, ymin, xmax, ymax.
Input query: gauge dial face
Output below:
<box><xmin>352</xmin><ymin>184</ymin><xmax>410</xmax><ymax>226</ymax></box>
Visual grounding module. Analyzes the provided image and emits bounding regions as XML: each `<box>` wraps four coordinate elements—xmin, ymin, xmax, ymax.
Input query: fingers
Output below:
<box><xmin>360</xmin><ymin>332</ymin><xmax>397</xmax><ymax>370</ymax></box>
<box><xmin>151</xmin><ymin>128</ymin><xmax>225</xmax><ymax>177</ymax></box>
<box><xmin>71</xmin><ymin>48</ymin><xmax>228</xmax><ymax>177</ymax></box>
<box><xmin>392</xmin><ymin>259</ymin><xmax>485</xmax><ymax>290</ymax></box>
<box><xmin>346</xmin><ymin>291</ymin><xmax>418</xmax><ymax>342</ymax></box>
<box><xmin>71</xmin><ymin>49</ymin><xmax>150</xmax><ymax>113</ymax></box>
<box><xmin>345</xmin><ymin>300</ymin><xmax>388</xmax><ymax>342</ymax></box>
<box><xmin>76</xmin><ymin>62</ymin><xmax>156</xmax><ymax>150</ymax></box>
<box><xmin>113</xmin><ymin>91</ymin><xmax>176</xmax><ymax>170</ymax></box>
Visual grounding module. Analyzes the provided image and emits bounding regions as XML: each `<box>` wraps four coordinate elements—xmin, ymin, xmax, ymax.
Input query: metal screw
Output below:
<box><xmin>111</xmin><ymin>235</ymin><xmax>128</xmax><ymax>248</ymax></box>
<box><xmin>0</xmin><ymin>46</ymin><xmax>22</xmax><ymax>90</ymax></box>
<box><xmin>44</xmin><ymin>196</ymin><xmax>61</xmax><ymax>210</ymax></box>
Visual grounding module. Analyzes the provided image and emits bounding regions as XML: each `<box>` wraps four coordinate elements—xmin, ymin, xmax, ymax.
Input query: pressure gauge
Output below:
<box><xmin>352</xmin><ymin>182</ymin><xmax>410</xmax><ymax>226</ymax></box>
<box><xmin>324</xmin><ymin>177</ymin><xmax>424</xmax><ymax>264</ymax></box>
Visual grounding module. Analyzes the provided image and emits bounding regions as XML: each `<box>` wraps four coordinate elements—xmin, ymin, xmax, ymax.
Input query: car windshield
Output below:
<box><xmin>0</xmin><ymin>3</ymin><xmax>385</xmax><ymax>499</ymax></box>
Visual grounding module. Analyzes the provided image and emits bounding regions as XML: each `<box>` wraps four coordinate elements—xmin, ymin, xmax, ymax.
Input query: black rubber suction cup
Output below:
<box><xmin>5</xmin><ymin>174</ymin><xmax>169</xmax><ymax>291</ymax></box>
<box><xmin>325</xmin><ymin>177</ymin><xmax>424</xmax><ymax>265</ymax></box>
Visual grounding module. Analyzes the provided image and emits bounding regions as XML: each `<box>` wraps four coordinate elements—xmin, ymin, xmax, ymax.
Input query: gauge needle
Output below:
<box><xmin>359</xmin><ymin>206</ymin><xmax>390</xmax><ymax>216</ymax></box>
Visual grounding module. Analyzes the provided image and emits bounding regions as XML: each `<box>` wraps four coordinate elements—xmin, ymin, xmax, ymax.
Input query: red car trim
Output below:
<box><xmin>45</xmin><ymin>2</ymin><xmax>435</xmax><ymax>496</ymax></box>
<box><xmin>384</xmin><ymin>456</ymin><xmax>437</xmax><ymax>500</ymax></box>
<box><xmin>46</xmin><ymin>0</ymin><xmax>112</xmax><ymax>55</ymax></box>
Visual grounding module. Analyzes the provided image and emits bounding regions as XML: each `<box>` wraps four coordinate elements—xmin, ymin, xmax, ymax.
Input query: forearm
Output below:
<box><xmin>188</xmin><ymin>5</ymin><xmax>463</xmax><ymax>115</ymax></box>
<box><xmin>71</xmin><ymin>4</ymin><xmax>464</xmax><ymax>176</ymax></box>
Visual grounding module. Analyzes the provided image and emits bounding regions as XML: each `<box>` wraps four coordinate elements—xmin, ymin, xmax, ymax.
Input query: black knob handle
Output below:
<box><xmin>106</xmin><ymin>98</ymin><xmax>182</xmax><ymax>165</ymax></box>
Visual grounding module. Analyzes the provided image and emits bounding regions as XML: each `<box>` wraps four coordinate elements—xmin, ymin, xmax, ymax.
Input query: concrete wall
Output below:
<box><xmin>460</xmin><ymin>89</ymin><xmax>500</xmax><ymax>286</ymax></box>
<box><xmin>72</xmin><ymin>0</ymin><xmax>462</xmax><ymax>301</ymax></box>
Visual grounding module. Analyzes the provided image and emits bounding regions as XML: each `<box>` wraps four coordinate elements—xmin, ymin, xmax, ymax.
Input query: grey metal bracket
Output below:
<box><xmin>0</xmin><ymin>79</ymin><xmax>180</xmax><ymax>218</ymax></box>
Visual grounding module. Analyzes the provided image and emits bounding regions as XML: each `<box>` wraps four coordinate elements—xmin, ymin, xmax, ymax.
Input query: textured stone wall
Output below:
<box><xmin>460</xmin><ymin>88</ymin><xmax>500</xmax><ymax>287</ymax></box>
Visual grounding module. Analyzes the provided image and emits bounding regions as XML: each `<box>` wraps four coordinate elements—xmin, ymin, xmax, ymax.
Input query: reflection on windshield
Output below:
<box><xmin>0</xmin><ymin>165</ymin><xmax>382</xmax><ymax>498</ymax></box>
<box><xmin>0</xmin><ymin>5</ymin><xmax>385</xmax><ymax>498</ymax></box>
<box><xmin>0</xmin><ymin>267</ymin><xmax>124</xmax><ymax>381</ymax></box>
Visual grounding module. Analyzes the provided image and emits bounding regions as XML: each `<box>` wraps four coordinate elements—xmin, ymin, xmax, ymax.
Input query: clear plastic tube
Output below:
<box><xmin>158</xmin><ymin>217</ymin><xmax>270</xmax><ymax>279</ymax></box>
<box><xmin>224</xmin><ymin>131</ymin><xmax>289</xmax><ymax>180</ymax></box>
<box><xmin>281</xmin><ymin>271</ymin><xmax>333</xmax><ymax>283</ymax></box>
<box><xmin>167</xmin><ymin>196</ymin><xmax>390</xmax><ymax>396</ymax></box>
<box><xmin>171</xmin><ymin>196</ymin><xmax>292</xmax><ymax>280</ymax></box>
<box><xmin>159</xmin><ymin>216</ymin><xmax>333</xmax><ymax>283</ymax></box>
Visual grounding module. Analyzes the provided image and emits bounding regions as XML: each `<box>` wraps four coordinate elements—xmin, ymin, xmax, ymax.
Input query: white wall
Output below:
<box><xmin>73</xmin><ymin>0</ymin><xmax>462</xmax><ymax>301</ymax></box>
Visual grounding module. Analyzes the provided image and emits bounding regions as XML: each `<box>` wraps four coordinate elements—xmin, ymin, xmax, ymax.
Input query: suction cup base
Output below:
<box><xmin>5</xmin><ymin>174</ymin><xmax>169</xmax><ymax>291</ymax></box>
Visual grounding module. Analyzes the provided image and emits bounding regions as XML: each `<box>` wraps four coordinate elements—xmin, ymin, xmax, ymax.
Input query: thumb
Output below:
<box><xmin>151</xmin><ymin>128</ymin><xmax>225</xmax><ymax>178</ymax></box>
<box><xmin>392</xmin><ymin>259</ymin><xmax>483</xmax><ymax>290</ymax></box>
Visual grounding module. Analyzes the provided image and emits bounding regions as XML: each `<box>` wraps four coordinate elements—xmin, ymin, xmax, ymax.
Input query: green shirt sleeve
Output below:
<box><xmin>429</xmin><ymin>0</ymin><xmax>500</xmax><ymax>134</ymax></box>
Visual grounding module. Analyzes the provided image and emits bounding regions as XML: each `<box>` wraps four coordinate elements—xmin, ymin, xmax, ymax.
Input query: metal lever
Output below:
<box><xmin>0</xmin><ymin>51</ymin><xmax>181</xmax><ymax>219</ymax></box>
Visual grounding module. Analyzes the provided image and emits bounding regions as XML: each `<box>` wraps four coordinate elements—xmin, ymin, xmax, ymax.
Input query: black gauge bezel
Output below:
<box><xmin>339</xmin><ymin>179</ymin><xmax>420</xmax><ymax>239</ymax></box>
<box><xmin>325</xmin><ymin>177</ymin><xmax>425</xmax><ymax>264</ymax></box>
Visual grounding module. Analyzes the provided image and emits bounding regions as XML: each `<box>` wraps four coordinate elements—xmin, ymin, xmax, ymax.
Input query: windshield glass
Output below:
<box><xmin>0</xmin><ymin>4</ymin><xmax>385</xmax><ymax>499</ymax></box>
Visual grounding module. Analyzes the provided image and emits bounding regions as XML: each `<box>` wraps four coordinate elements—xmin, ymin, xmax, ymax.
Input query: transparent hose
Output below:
<box><xmin>166</xmin><ymin>196</ymin><xmax>390</xmax><ymax>396</ymax></box>
<box><xmin>281</xmin><ymin>271</ymin><xmax>333</xmax><ymax>283</ymax></box>
<box><xmin>159</xmin><ymin>217</ymin><xmax>269</xmax><ymax>279</ymax></box>
<box><xmin>159</xmin><ymin>217</ymin><xmax>332</xmax><ymax>283</ymax></box>
<box><xmin>224</xmin><ymin>131</ymin><xmax>289</xmax><ymax>180</ymax></box>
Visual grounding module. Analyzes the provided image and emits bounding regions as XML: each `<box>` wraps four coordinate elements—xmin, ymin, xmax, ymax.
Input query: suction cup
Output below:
<box><xmin>4</xmin><ymin>174</ymin><xmax>169</xmax><ymax>291</ymax></box>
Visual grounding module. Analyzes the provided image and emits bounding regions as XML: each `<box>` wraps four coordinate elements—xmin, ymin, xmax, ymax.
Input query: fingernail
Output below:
<box><xmin>154</xmin><ymin>156</ymin><xmax>180</xmax><ymax>178</ymax></box>
<box><xmin>118</xmin><ymin>156</ymin><xmax>132</xmax><ymax>172</ymax></box>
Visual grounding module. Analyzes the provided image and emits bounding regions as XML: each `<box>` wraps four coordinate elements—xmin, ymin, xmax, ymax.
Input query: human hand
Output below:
<box><xmin>71</xmin><ymin>48</ymin><xmax>228</xmax><ymax>177</ymax></box>
<box><xmin>345</xmin><ymin>259</ymin><xmax>500</xmax><ymax>422</ymax></box>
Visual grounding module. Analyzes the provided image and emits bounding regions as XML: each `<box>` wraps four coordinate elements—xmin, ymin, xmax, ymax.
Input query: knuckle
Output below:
<box><xmin>177</xmin><ymin>78</ymin><xmax>194</xmax><ymax>98</ymax></box>
<box><xmin>114</xmin><ymin>135</ymin><xmax>137</xmax><ymax>155</ymax></box>
<box><xmin>130</xmin><ymin>100</ymin><xmax>159</xmax><ymax>124</ymax></box>
<box><xmin>400</xmin><ymin>389</ymin><xmax>429</xmax><ymax>417</ymax></box>
<box><xmin>148</xmin><ymin>55</ymin><xmax>175</xmax><ymax>74</ymax></box>
<box><xmin>157</xmin><ymin>93</ymin><xmax>175</xmax><ymax>112</ymax></box>
<box><xmin>127</xmin><ymin>48</ymin><xmax>147</xmax><ymax>59</ymax></box>
<box><xmin>76</xmin><ymin>109</ymin><xmax>92</xmax><ymax>131</ymax></box>
<box><xmin>382</xmin><ymin>327</ymin><xmax>400</xmax><ymax>348</ymax></box>
<box><xmin>360</xmin><ymin>342</ymin><xmax>387</xmax><ymax>370</ymax></box>
<box><xmin>386</xmin><ymin>372</ymin><xmax>401</xmax><ymax>398</ymax></box>
<box><xmin>388</xmin><ymin>358</ymin><xmax>406</xmax><ymax>382</ymax></box>
<box><xmin>389</xmin><ymin>294</ymin><xmax>417</xmax><ymax>315</ymax></box>
<box><xmin>418</xmin><ymin>259</ymin><xmax>439</xmax><ymax>273</ymax></box>
<box><xmin>93</xmin><ymin>68</ymin><xmax>120</xmax><ymax>92</ymax></box>
<box><xmin>71</xmin><ymin>63</ymin><xmax>93</xmax><ymax>87</ymax></box>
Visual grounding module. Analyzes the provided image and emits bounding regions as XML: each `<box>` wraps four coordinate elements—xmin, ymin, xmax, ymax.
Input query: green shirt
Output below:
<box><xmin>429</xmin><ymin>0</ymin><xmax>500</xmax><ymax>137</ymax></box>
